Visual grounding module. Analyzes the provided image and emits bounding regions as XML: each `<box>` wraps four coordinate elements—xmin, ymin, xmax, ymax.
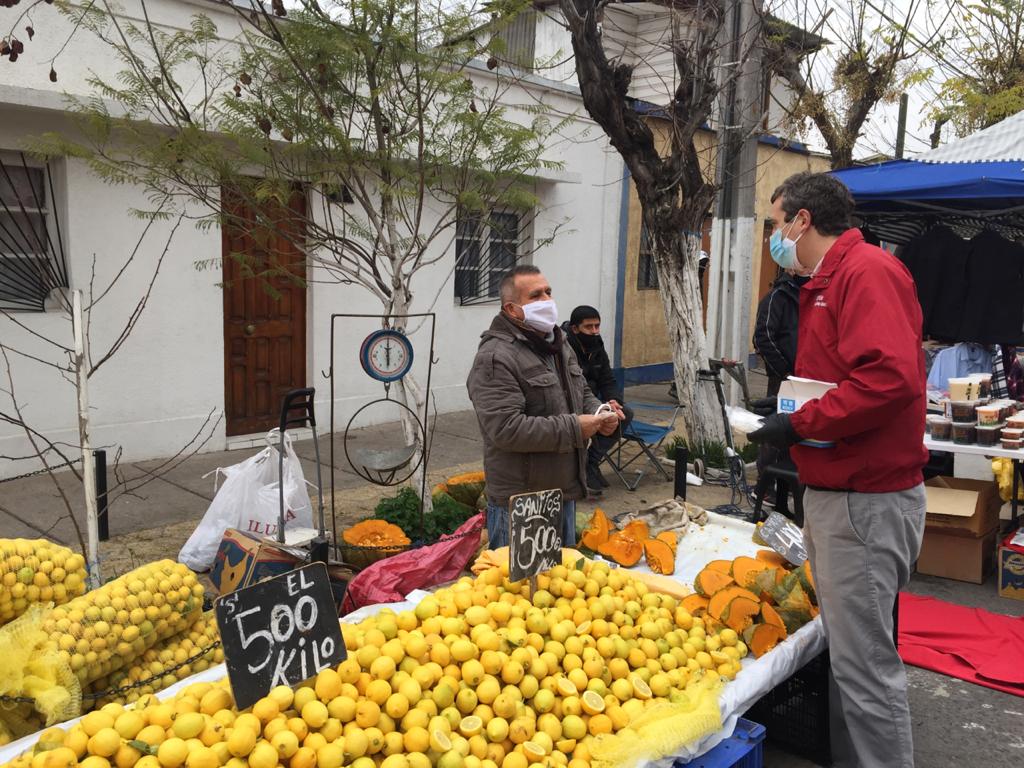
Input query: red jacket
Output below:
<box><xmin>789</xmin><ymin>229</ymin><xmax>928</xmax><ymax>492</ymax></box>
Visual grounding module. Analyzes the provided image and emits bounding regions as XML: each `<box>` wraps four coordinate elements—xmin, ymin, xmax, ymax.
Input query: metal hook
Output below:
<box><xmin>321</xmin><ymin>367</ymin><xmax>332</xmax><ymax>379</ymax></box>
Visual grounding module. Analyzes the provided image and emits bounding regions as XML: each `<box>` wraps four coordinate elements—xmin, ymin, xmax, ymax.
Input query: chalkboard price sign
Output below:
<box><xmin>215</xmin><ymin>563</ymin><xmax>346</xmax><ymax>710</ymax></box>
<box><xmin>758</xmin><ymin>511</ymin><xmax>807</xmax><ymax>566</ymax></box>
<box><xmin>509</xmin><ymin>488</ymin><xmax>563</xmax><ymax>582</ymax></box>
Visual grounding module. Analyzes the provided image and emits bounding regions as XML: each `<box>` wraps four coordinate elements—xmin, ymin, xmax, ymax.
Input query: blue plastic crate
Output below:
<box><xmin>674</xmin><ymin>718</ymin><xmax>766</xmax><ymax>768</ymax></box>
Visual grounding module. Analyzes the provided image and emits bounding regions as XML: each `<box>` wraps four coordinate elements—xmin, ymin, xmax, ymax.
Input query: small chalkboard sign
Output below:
<box><xmin>759</xmin><ymin>511</ymin><xmax>807</xmax><ymax>565</ymax></box>
<box><xmin>215</xmin><ymin>562</ymin><xmax>346</xmax><ymax>710</ymax></box>
<box><xmin>509</xmin><ymin>488</ymin><xmax>563</xmax><ymax>582</ymax></box>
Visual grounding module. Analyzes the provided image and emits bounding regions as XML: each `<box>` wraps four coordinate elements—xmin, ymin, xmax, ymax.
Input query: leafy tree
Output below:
<box><xmin>932</xmin><ymin>0</ymin><xmax>1024</xmax><ymax>136</ymax></box>
<box><xmin>13</xmin><ymin>0</ymin><xmax>562</xmax><ymax>519</ymax></box>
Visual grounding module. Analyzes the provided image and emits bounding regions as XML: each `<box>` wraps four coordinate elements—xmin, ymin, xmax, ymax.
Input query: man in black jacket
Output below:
<box><xmin>563</xmin><ymin>305</ymin><xmax>633</xmax><ymax>494</ymax></box>
<box><xmin>751</xmin><ymin>270</ymin><xmax>805</xmax><ymax>511</ymax></box>
<box><xmin>752</xmin><ymin>270</ymin><xmax>803</xmax><ymax>396</ymax></box>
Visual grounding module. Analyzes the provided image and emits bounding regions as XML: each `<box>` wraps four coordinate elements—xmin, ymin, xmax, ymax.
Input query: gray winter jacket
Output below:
<box><xmin>467</xmin><ymin>313</ymin><xmax>602</xmax><ymax>507</ymax></box>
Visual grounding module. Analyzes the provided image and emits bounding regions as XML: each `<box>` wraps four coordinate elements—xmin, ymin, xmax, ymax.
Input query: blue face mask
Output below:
<box><xmin>769</xmin><ymin>219</ymin><xmax>803</xmax><ymax>270</ymax></box>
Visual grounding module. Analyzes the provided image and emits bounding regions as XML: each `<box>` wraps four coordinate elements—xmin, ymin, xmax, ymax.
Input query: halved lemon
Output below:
<box><xmin>630</xmin><ymin>675</ymin><xmax>652</xmax><ymax>701</ymax></box>
<box><xmin>556</xmin><ymin>677</ymin><xmax>578</xmax><ymax>697</ymax></box>
<box><xmin>580</xmin><ymin>690</ymin><xmax>605</xmax><ymax>716</ymax></box>
<box><xmin>429</xmin><ymin>729</ymin><xmax>452</xmax><ymax>752</ymax></box>
<box><xmin>458</xmin><ymin>716</ymin><xmax>482</xmax><ymax>738</ymax></box>
<box><xmin>575</xmin><ymin>621</ymin><xmax>592</xmax><ymax>636</ymax></box>
<box><xmin>523</xmin><ymin>742</ymin><xmax>548</xmax><ymax>760</ymax></box>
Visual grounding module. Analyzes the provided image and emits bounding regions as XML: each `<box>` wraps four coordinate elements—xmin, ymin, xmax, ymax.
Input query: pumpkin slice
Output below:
<box><xmin>681</xmin><ymin>594</ymin><xmax>710</xmax><ymax>617</ymax></box>
<box><xmin>752</xmin><ymin>569</ymin><xmax>781</xmax><ymax>604</ymax></box>
<box><xmin>755</xmin><ymin>549</ymin><xmax>789</xmax><ymax>568</ymax></box>
<box><xmin>708</xmin><ymin>586</ymin><xmax>760</xmax><ymax>620</ymax></box>
<box><xmin>731</xmin><ymin>556</ymin><xmax>772</xmax><ymax>590</ymax></box>
<box><xmin>581</xmin><ymin>508</ymin><xmax>611</xmax><ymax>551</ymax></box>
<box><xmin>706</xmin><ymin>559</ymin><xmax>733</xmax><ymax>574</ymax></box>
<box><xmin>747</xmin><ymin>623</ymin><xmax>788</xmax><ymax>658</ymax></box>
<box><xmin>703</xmin><ymin>616</ymin><xmax>725</xmax><ymax>635</ymax></box>
<box><xmin>797</xmin><ymin>561</ymin><xmax>817</xmax><ymax>603</ymax></box>
<box><xmin>598</xmin><ymin>530</ymin><xmax>644</xmax><ymax>567</ymax></box>
<box><xmin>622</xmin><ymin>520</ymin><xmax>650</xmax><ymax>541</ymax></box>
<box><xmin>760</xmin><ymin>603</ymin><xmax>788</xmax><ymax>634</ymax></box>
<box><xmin>343</xmin><ymin>519</ymin><xmax>410</xmax><ymax>547</ymax></box>
<box><xmin>643</xmin><ymin>538</ymin><xmax>676</xmax><ymax>575</ymax></box>
<box><xmin>655</xmin><ymin>531</ymin><xmax>678</xmax><ymax>555</ymax></box>
<box><xmin>721</xmin><ymin>596</ymin><xmax>761</xmax><ymax>633</ymax></box>
<box><xmin>693</xmin><ymin>568</ymin><xmax>734</xmax><ymax>597</ymax></box>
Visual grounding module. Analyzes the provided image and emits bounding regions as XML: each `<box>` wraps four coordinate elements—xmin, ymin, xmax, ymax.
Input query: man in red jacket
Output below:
<box><xmin>749</xmin><ymin>172</ymin><xmax>927</xmax><ymax>768</ymax></box>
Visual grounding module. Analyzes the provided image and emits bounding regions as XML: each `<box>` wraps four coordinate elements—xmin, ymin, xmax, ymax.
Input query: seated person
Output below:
<box><xmin>562</xmin><ymin>305</ymin><xmax>633</xmax><ymax>494</ymax></box>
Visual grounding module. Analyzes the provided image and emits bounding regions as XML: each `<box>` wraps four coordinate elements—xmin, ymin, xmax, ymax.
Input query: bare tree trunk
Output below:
<box><xmin>653</xmin><ymin>227</ymin><xmax>725</xmax><ymax>446</ymax></box>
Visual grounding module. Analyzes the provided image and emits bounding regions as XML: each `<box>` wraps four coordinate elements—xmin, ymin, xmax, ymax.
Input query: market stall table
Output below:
<box><xmin>925</xmin><ymin>436</ymin><xmax>1024</xmax><ymax>525</ymax></box>
<box><xmin>0</xmin><ymin>513</ymin><xmax>826</xmax><ymax>767</ymax></box>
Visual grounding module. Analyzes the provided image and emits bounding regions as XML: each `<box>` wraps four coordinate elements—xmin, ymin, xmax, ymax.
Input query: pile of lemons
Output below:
<box><xmin>0</xmin><ymin>539</ymin><xmax>87</xmax><ymax>625</ymax></box>
<box><xmin>89</xmin><ymin>612</ymin><xmax>224</xmax><ymax>709</ymax></box>
<box><xmin>12</xmin><ymin>556</ymin><xmax>747</xmax><ymax>768</ymax></box>
<box><xmin>40</xmin><ymin>560</ymin><xmax>204</xmax><ymax>685</ymax></box>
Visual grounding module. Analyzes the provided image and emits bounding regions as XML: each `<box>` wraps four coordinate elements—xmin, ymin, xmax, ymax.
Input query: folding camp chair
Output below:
<box><xmin>601</xmin><ymin>403</ymin><xmax>681</xmax><ymax>491</ymax></box>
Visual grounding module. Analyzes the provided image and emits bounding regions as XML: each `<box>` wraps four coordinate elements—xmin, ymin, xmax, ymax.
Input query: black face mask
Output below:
<box><xmin>577</xmin><ymin>332</ymin><xmax>602</xmax><ymax>350</ymax></box>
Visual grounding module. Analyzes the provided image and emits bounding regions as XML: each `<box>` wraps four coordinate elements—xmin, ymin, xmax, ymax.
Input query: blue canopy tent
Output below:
<box><xmin>831</xmin><ymin>111</ymin><xmax>1024</xmax><ymax>243</ymax></box>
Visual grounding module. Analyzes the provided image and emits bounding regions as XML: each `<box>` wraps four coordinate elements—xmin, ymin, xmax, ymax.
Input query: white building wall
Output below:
<box><xmin>0</xmin><ymin>3</ymin><xmax>624</xmax><ymax>477</ymax></box>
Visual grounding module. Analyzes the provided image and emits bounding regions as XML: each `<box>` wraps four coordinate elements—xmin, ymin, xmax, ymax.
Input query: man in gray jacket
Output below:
<box><xmin>467</xmin><ymin>265</ymin><xmax>622</xmax><ymax>548</ymax></box>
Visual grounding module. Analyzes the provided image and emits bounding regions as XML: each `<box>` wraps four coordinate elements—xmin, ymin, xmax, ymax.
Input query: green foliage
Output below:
<box><xmin>931</xmin><ymin>1</ymin><xmax>1024</xmax><ymax>136</ymax></box>
<box><xmin>372</xmin><ymin>486</ymin><xmax>476</xmax><ymax>543</ymax></box>
<box><xmin>31</xmin><ymin>0</ymin><xmax>562</xmax><ymax>300</ymax></box>
<box><xmin>665</xmin><ymin>436</ymin><xmax>757</xmax><ymax>467</ymax></box>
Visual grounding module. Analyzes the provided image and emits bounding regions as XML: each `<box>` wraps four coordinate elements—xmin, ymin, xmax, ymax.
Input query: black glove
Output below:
<box><xmin>749</xmin><ymin>397</ymin><xmax>778</xmax><ymax>417</ymax></box>
<box><xmin>748</xmin><ymin>412</ymin><xmax>801</xmax><ymax>449</ymax></box>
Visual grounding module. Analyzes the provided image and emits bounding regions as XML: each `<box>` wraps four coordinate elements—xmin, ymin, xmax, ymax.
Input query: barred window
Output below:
<box><xmin>494</xmin><ymin>10</ymin><xmax>537</xmax><ymax>71</ymax></box>
<box><xmin>454</xmin><ymin>209</ymin><xmax>529</xmax><ymax>305</ymax></box>
<box><xmin>1</xmin><ymin>155</ymin><xmax>67</xmax><ymax>312</ymax></box>
<box><xmin>637</xmin><ymin>223</ymin><xmax>658</xmax><ymax>290</ymax></box>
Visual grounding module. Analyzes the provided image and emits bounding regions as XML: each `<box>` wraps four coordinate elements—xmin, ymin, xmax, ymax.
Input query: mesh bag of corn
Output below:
<box><xmin>87</xmin><ymin>611</ymin><xmax>223</xmax><ymax>709</ymax></box>
<box><xmin>0</xmin><ymin>540</ymin><xmax>87</xmax><ymax>627</ymax></box>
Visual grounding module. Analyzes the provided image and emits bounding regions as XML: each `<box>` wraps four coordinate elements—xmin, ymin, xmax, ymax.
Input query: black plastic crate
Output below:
<box><xmin>746</xmin><ymin>649</ymin><xmax>832</xmax><ymax>766</ymax></box>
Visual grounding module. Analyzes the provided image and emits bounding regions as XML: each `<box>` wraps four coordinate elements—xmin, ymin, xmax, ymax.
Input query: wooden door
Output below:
<box><xmin>222</xmin><ymin>186</ymin><xmax>307</xmax><ymax>436</ymax></box>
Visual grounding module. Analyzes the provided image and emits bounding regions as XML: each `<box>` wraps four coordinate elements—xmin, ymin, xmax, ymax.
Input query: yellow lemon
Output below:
<box><xmin>459</xmin><ymin>716</ymin><xmax>483</xmax><ymax>738</ymax></box>
<box><xmin>156</xmin><ymin>739</ymin><xmax>188</xmax><ymax>768</ymax></box>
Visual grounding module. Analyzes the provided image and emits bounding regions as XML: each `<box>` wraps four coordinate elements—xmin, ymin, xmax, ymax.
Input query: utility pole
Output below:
<box><xmin>895</xmin><ymin>92</ymin><xmax>909</xmax><ymax>159</ymax></box>
<box><xmin>707</xmin><ymin>0</ymin><xmax>763</xmax><ymax>403</ymax></box>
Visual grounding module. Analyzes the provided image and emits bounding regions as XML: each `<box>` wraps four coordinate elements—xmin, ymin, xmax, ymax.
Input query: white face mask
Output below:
<box><xmin>520</xmin><ymin>299</ymin><xmax>559</xmax><ymax>334</ymax></box>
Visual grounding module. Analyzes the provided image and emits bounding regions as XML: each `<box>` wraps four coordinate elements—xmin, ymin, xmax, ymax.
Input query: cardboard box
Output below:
<box><xmin>210</xmin><ymin>528</ymin><xmax>303</xmax><ymax>595</ymax></box>
<box><xmin>998</xmin><ymin>529</ymin><xmax>1024</xmax><ymax>600</ymax></box>
<box><xmin>777</xmin><ymin>377</ymin><xmax>838</xmax><ymax>448</ymax></box>
<box><xmin>925</xmin><ymin>476</ymin><xmax>1002</xmax><ymax>537</ymax></box>
<box><xmin>917</xmin><ymin>525</ymin><xmax>998</xmax><ymax>583</ymax></box>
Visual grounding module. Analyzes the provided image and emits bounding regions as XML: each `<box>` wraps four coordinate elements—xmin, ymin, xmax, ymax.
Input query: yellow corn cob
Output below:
<box><xmin>0</xmin><ymin>539</ymin><xmax>87</xmax><ymax>626</ymax></box>
<box><xmin>39</xmin><ymin>559</ymin><xmax>203</xmax><ymax>686</ymax></box>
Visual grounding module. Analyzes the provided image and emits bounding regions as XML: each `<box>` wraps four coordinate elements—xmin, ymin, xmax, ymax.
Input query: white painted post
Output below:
<box><xmin>72</xmin><ymin>289</ymin><xmax>101</xmax><ymax>588</ymax></box>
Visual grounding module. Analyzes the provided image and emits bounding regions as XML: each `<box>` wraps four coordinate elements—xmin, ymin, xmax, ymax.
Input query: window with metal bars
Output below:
<box><xmin>454</xmin><ymin>209</ymin><xmax>529</xmax><ymax>305</ymax></box>
<box><xmin>0</xmin><ymin>154</ymin><xmax>67</xmax><ymax>312</ymax></box>
<box><xmin>637</xmin><ymin>223</ymin><xmax>658</xmax><ymax>289</ymax></box>
<box><xmin>494</xmin><ymin>9</ymin><xmax>537</xmax><ymax>71</ymax></box>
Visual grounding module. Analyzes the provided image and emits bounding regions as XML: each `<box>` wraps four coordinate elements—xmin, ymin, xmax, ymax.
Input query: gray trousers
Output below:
<box><xmin>803</xmin><ymin>485</ymin><xmax>926</xmax><ymax>768</ymax></box>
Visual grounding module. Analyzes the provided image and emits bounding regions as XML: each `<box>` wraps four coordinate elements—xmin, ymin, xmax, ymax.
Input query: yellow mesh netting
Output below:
<box><xmin>0</xmin><ymin>603</ymin><xmax>80</xmax><ymax>738</ymax></box>
<box><xmin>589</xmin><ymin>673</ymin><xmax>723</xmax><ymax>768</ymax></box>
<box><xmin>0</xmin><ymin>539</ymin><xmax>87</xmax><ymax>628</ymax></box>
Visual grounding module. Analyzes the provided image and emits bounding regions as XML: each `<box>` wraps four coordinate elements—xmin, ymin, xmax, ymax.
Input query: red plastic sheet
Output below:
<box><xmin>341</xmin><ymin>513</ymin><xmax>485</xmax><ymax>613</ymax></box>
<box><xmin>898</xmin><ymin>592</ymin><xmax>1024</xmax><ymax>697</ymax></box>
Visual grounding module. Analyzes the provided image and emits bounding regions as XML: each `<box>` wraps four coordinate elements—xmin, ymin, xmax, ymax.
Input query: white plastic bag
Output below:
<box><xmin>178</xmin><ymin>430</ymin><xmax>314</xmax><ymax>572</ymax></box>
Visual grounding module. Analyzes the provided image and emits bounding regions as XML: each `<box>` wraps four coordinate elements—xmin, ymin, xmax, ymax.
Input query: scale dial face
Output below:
<box><xmin>360</xmin><ymin>329</ymin><xmax>414</xmax><ymax>383</ymax></box>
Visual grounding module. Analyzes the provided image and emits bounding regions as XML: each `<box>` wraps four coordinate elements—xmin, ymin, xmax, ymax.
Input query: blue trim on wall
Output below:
<box><xmin>621</xmin><ymin>362</ymin><xmax>675</xmax><ymax>386</ymax></box>
<box><xmin>613</xmin><ymin>164</ymin><xmax>631</xmax><ymax>396</ymax></box>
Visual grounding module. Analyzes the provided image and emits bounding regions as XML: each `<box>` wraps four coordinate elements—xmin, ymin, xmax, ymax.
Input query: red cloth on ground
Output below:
<box><xmin>897</xmin><ymin>592</ymin><xmax>1024</xmax><ymax>697</ymax></box>
<box><xmin>341</xmin><ymin>513</ymin><xmax>484</xmax><ymax>614</ymax></box>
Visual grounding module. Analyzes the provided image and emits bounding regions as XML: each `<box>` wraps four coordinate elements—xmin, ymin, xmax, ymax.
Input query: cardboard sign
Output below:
<box><xmin>758</xmin><ymin>511</ymin><xmax>807</xmax><ymax>565</ymax></box>
<box><xmin>215</xmin><ymin>563</ymin><xmax>346</xmax><ymax>709</ymax></box>
<box><xmin>509</xmin><ymin>489</ymin><xmax>563</xmax><ymax>582</ymax></box>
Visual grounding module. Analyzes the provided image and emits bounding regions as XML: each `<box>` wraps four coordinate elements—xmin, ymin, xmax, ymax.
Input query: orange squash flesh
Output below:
<box><xmin>707</xmin><ymin>586</ymin><xmax>760</xmax><ymax>620</ymax></box>
<box><xmin>681</xmin><ymin>594</ymin><xmax>710</xmax><ymax>616</ymax></box>
<box><xmin>693</xmin><ymin>568</ymin><xmax>735</xmax><ymax>597</ymax></box>
<box><xmin>581</xmin><ymin>508</ymin><xmax>611</xmax><ymax>551</ymax></box>
<box><xmin>643</xmin><ymin>538</ymin><xmax>676</xmax><ymax>575</ymax></box>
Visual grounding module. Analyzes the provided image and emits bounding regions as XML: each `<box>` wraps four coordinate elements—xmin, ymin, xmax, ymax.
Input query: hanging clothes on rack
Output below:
<box><xmin>926</xmin><ymin>343</ymin><xmax>994</xmax><ymax>392</ymax></box>
<box><xmin>958</xmin><ymin>230</ymin><xmax>1024</xmax><ymax>344</ymax></box>
<box><xmin>897</xmin><ymin>226</ymin><xmax>966</xmax><ymax>340</ymax></box>
<box><xmin>992</xmin><ymin>345</ymin><xmax>1010</xmax><ymax>399</ymax></box>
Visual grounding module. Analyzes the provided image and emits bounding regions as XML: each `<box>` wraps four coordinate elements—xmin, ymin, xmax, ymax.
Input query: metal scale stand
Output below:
<box><xmin>275</xmin><ymin>387</ymin><xmax>330</xmax><ymax>562</ymax></box>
